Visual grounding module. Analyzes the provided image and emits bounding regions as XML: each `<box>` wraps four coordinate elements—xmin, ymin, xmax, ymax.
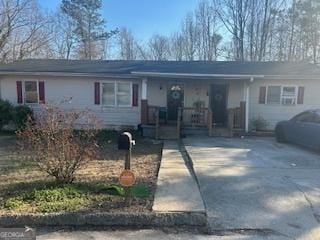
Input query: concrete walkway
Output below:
<box><xmin>153</xmin><ymin>141</ymin><xmax>205</xmax><ymax>213</ymax></box>
<box><xmin>184</xmin><ymin>137</ymin><xmax>320</xmax><ymax>240</ymax></box>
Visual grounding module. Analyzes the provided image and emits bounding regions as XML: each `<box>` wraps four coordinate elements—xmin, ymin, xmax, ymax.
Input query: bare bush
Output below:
<box><xmin>17</xmin><ymin>105</ymin><xmax>101</xmax><ymax>183</ymax></box>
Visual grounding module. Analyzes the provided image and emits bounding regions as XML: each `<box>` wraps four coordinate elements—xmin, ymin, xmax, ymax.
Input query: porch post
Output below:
<box><xmin>141</xmin><ymin>78</ymin><xmax>148</xmax><ymax>125</ymax></box>
<box><xmin>243</xmin><ymin>78</ymin><xmax>252</xmax><ymax>133</ymax></box>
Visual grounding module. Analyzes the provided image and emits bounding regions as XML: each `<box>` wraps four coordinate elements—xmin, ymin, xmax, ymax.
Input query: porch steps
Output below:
<box><xmin>212</xmin><ymin>127</ymin><xmax>233</xmax><ymax>137</ymax></box>
<box><xmin>158</xmin><ymin>126</ymin><xmax>179</xmax><ymax>140</ymax></box>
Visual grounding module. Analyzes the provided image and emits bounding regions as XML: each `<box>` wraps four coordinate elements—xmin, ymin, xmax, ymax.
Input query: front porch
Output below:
<box><xmin>142</xmin><ymin>106</ymin><xmax>246</xmax><ymax>139</ymax></box>
<box><xmin>138</xmin><ymin>75</ymin><xmax>251</xmax><ymax>140</ymax></box>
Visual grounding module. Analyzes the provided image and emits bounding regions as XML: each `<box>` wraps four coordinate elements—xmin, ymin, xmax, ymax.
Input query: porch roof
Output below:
<box><xmin>0</xmin><ymin>59</ymin><xmax>320</xmax><ymax>79</ymax></box>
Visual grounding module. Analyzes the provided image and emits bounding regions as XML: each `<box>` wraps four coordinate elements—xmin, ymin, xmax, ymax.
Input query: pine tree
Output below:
<box><xmin>61</xmin><ymin>0</ymin><xmax>116</xmax><ymax>59</ymax></box>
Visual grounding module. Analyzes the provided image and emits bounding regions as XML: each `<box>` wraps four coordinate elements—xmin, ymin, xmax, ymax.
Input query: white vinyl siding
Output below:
<box><xmin>250</xmin><ymin>79</ymin><xmax>319</xmax><ymax>130</ymax></box>
<box><xmin>0</xmin><ymin>76</ymin><xmax>141</xmax><ymax>129</ymax></box>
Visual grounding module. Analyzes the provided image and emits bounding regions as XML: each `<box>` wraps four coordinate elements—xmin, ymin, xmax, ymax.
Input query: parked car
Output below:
<box><xmin>275</xmin><ymin>110</ymin><xmax>320</xmax><ymax>151</ymax></box>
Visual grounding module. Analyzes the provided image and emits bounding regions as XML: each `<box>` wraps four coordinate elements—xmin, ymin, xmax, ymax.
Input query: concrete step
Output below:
<box><xmin>158</xmin><ymin>126</ymin><xmax>179</xmax><ymax>140</ymax></box>
<box><xmin>212</xmin><ymin>128</ymin><xmax>232</xmax><ymax>137</ymax></box>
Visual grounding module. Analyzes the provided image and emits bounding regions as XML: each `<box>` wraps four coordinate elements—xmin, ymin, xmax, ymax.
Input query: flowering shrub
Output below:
<box><xmin>17</xmin><ymin>105</ymin><xmax>101</xmax><ymax>183</ymax></box>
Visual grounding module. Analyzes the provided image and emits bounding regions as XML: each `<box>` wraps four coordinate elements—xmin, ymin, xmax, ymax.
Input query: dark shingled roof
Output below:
<box><xmin>0</xmin><ymin>59</ymin><xmax>319</xmax><ymax>76</ymax></box>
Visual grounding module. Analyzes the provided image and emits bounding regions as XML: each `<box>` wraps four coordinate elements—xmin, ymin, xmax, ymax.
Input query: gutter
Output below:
<box><xmin>0</xmin><ymin>71</ymin><xmax>139</xmax><ymax>79</ymax></box>
<box><xmin>0</xmin><ymin>70</ymin><xmax>319</xmax><ymax>81</ymax></box>
<box><xmin>131</xmin><ymin>71</ymin><xmax>265</xmax><ymax>79</ymax></box>
<box><xmin>131</xmin><ymin>71</ymin><xmax>320</xmax><ymax>80</ymax></box>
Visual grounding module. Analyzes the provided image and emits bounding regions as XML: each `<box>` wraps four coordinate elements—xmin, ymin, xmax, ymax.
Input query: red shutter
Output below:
<box><xmin>16</xmin><ymin>81</ymin><xmax>23</xmax><ymax>104</ymax></box>
<box><xmin>94</xmin><ymin>82</ymin><xmax>100</xmax><ymax>105</ymax></box>
<box><xmin>297</xmin><ymin>86</ymin><xmax>305</xmax><ymax>104</ymax></box>
<box><xmin>259</xmin><ymin>86</ymin><xmax>266</xmax><ymax>104</ymax></box>
<box><xmin>132</xmin><ymin>84</ymin><xmax>139</xmax><ymax>107</ymax></box>
<box><xmin>39</xmin><ymin>81</ymin><xmax>45</xmax><ymax>104</ymax></box>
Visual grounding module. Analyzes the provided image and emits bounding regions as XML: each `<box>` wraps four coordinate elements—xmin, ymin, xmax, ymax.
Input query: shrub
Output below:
<box><xmin>12</xmin><ymin>105</ymin><xmax>33</xmax><ymax>130</ymax></box>
<box><xmin>0</xmin><ymin>100</ymin><xmax>13</xmax><ymax>130</ymax></box>
<box><xmin>4</xmin><ymin>197</ymin><xmax>24</xmax><ymax>210</ymax></box>
<box><xmin>17</xmin><ymin>104</ymin><xmax>101</xmax><ymax>183</ymax></box>
<box><xmin>250</xmin><ymin>116</ymin><xmax>268</xmax><ymax>131</ymax></box>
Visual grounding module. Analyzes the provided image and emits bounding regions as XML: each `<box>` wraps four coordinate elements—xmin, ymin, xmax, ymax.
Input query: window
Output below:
<box><xmin>267</xmin><ymin>86</ymin><xmax>281</xmax><ymax>104</ymax></box>
<box><xmin>24</xmin><ymin>81</ymin><xmax>38</xmax><ymax>104</ymax></box>
<box><xmin>102</xmin><ymin>82</ymin><xmax>131</xmax><ymax>107</ymax></box>
<box><xmin>266</xmin><ymin>85</ymin><xmax>297</xmax><ymax>105</ymax></box>
<box><xmin>117</xmin><ymin>83</ymin><xmax>131</xmax><ymax>106</ymax></box>
<box><xmin>282</xmin><ymin>87</ymin><xmax>296</xmax><ymax>105</ymax></box>
<box><xmin>102</xmin><ymin>83</ymin><xmax>115</xmax><ymax>106</ymax></box>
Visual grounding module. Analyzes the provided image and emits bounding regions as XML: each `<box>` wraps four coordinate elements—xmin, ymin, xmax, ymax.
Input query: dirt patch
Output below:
<box><xmin>0</xmin><ymin>135</ymin><xmax>162</xmax><ymax>214</ymax></box>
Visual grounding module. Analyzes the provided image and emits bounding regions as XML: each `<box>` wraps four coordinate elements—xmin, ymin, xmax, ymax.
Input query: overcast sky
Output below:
<box><xmin>39</xmin><ymin>0</ymin><xmax>198</xmax><ymax>41</ymax></box>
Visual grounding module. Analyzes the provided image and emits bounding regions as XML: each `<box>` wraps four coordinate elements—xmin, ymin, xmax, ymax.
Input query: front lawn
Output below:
<box><xmin>0</xmin><ymin>133</ymin><xmax>162</xmax><ymax>214</ymax></box>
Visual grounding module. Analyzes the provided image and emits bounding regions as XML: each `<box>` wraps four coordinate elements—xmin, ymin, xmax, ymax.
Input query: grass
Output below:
<box><xmin>0</xmin><ymin>131</ymin><xmax>162</xmax><ymax>214</ymax></box>
<box><xmin>2</xmin><ymin>181</ymin><xmax>150</xmax><ymax>213</ymax></box>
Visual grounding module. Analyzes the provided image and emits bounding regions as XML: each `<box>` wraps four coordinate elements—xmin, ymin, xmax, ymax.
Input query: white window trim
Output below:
<box><xmin>23</xmin><ymin>80</ymin><xmax>39</xmax><ymax>105</ymax></box>
<box><xmin>101</xmin><ymin>81</ymin><xmax>132</xmax><ymax>107</ymax></box>
<box><xmin>265</xmin><ymin>85</ymin><xmax>298</xmax><ymax>106</ymax></box>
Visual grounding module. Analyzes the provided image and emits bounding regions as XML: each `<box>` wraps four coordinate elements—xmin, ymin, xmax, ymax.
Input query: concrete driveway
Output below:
<box><xmin>183</xmin><ymin>137</ymin><xmax>320</xmax><ymax>240</ymax></box>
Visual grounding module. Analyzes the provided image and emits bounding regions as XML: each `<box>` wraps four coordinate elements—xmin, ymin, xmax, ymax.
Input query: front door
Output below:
<box><xmin>167</xmin><ymin>84</ymin><xmax>184</xmax><ymax>121</ymax></box>
<box><xmin>210</xmin><ymin>84</ymin><xmax>227</xmax><ymax>126</ymax></box>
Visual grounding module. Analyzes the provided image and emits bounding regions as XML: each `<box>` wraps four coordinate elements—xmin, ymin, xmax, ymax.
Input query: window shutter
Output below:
<box><xmin>259</xmin><ymin>86</ymin><xmax>266</xmax><ymax>104</ymax></box>
<box><xmin>297</xmin><ymin>86</ymin><xmax>305</xmax><ymax>104</ymax></box>
<box><xmin>94</xmin><ymin>82</ymin><xmax>100</xmax><ymax>105</ymax></box>
<box><xmin>16</xmin><ymin>81</ymin><xmax>23</xmax><ymax>104</ymax></box>
<box><xmin>132</xmin><ymin>84</ymin><xmax>139</xmax><ymax>106</ymax></box>
<box><xmin>39</xmin><ymin>81</ymin><xmax>45</xmax><ymax>104</ymax></box>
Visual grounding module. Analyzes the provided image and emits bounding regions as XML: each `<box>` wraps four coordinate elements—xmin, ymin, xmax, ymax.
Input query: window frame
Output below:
<box><xmin>281</xmin><ymin>86</ymin><xmax>297</xmax><ymax>106</ymax></box>
<box><xmin>23</xmin><ymin>80</ymin><xmax>39</xmax><ymax>105</ymax></box>
<box><xmin>101</xmin><ymin>81</ymin><xmax>132</xmax><ymax>107</ymax></box>
<box><xmin>265</xmin><ymin>85</ymin><xmax>298</xmax><ymax>106</ymax></box>
<box><xmin>266</xmin><ymin>85</ymin><xmax>281</xmax><ymax>105</ymax></box>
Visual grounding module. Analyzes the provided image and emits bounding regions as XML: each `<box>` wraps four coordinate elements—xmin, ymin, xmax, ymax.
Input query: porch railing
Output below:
<box><xmin>147</xmin><ymin>106</ymin><xmax>213</xmax><ymax>139</ymax></box>
<box><xmin>227</xmin><ymin>101</ymin><xmax>246</xmax><ymax>130</ymax></box>
<box><xmin>177</xmin><ymin>107</ymin><xmax>213</xmax><ymax>138</ymax></box>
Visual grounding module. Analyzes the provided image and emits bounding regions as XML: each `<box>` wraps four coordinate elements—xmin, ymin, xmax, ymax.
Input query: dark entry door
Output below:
<box><xmin>211</xmin><ymin>84</ymin><xmax>227</xmax><ymax>125</ymax></box>
<box><xmin>167</xmin><ymin>84</ymin><xmax>184</xmax><ymax>121</ymax></box>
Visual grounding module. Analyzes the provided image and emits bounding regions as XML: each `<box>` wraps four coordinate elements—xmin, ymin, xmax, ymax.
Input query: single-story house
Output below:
<box><xmin>0</xmin><ymin>59</ymin><xmax>319</xmax><ymax>138</ymax></box>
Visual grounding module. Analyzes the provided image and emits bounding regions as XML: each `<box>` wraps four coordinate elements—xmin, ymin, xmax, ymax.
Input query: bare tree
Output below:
<box><xmin>214</xmin><ymin>0</ymin><xmax>251</xmax><ymax>60</ymax></box>
<box><xmin>181</xmin><ymin>13</ymin><xmax>197</xmax><ymax>60</ymax></box>
<box><xmin>195</xmin><ymin>0</ymin><xmax>222</xmax><ymax>60</ymax></box>
<box><xmin>117</xmin><ymin>27</ymin><xmax>137</xmax><ymax>60</ymax></box>
<box><xmin>50</xmin><ymin>11</ymin><xmax>75</xmax><ymax>59</ymax></box>
<box><xmin>0</xmin><ymin>0</ymin><xmax>50</xmax><ymax>63</ymax></box>
<box><xmin>170</xmin><ymin>32</ymin><xmax>184</xmax><ymax>61</ymax></box>
<box><xmin>148</xmin><ymin>34</ymin><xmax>170</xmax><ymax>60</ymax></box>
